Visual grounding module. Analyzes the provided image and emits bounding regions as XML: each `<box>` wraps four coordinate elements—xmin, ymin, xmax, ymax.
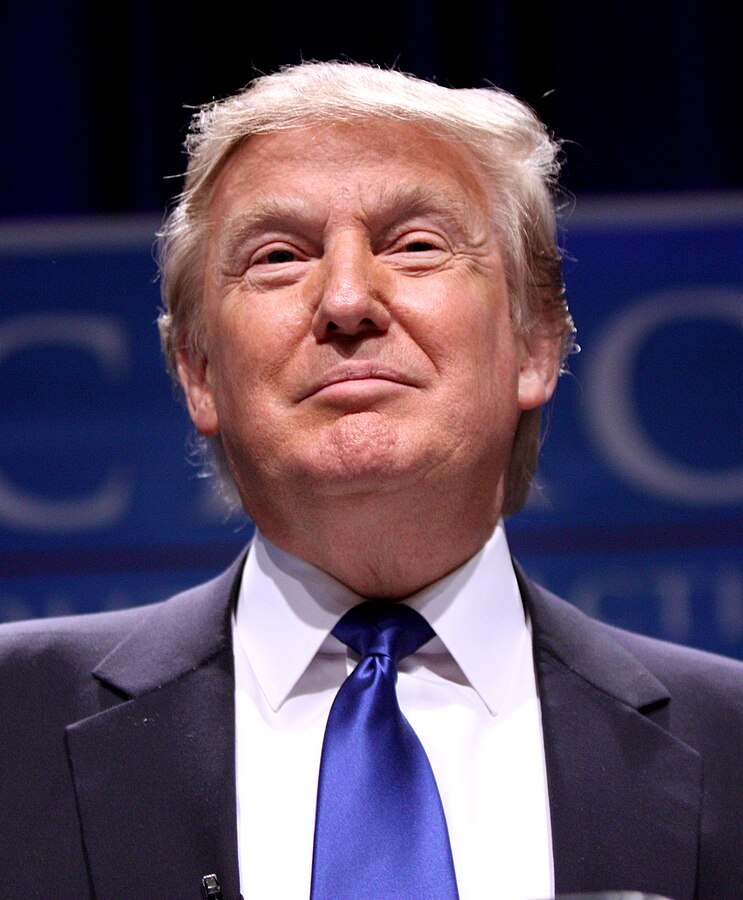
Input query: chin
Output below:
<box><xmin>291</xmin><ymin>413</ymin><xmax>425</xmax><ymax>495</ymax></box>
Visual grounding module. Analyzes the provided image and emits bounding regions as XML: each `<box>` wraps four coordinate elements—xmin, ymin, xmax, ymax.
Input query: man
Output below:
<box><xmin>1</xmin><ymin>62</ymin><xmax>742</xmax><ymax>899</ymax></box>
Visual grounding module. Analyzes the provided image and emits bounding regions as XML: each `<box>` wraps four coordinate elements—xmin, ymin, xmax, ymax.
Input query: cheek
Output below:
<box><xmin>431</xmin><ymin>296</ymin><xmax>516</xmax><ymax>389</ymax></box>
<box><xmin>208</xmin><ymin>295</ymin><xmax>310</xmax><ymax>422</ymax></box>
<box><xmin>449</xmin><ymin>320</ymin><xmax>521</xmax><ymax>436</ymax></box>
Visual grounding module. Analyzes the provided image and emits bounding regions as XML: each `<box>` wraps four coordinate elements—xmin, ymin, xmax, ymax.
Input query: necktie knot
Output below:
<box><xmin>332</xmin><ymin>599</ymin><xmax>435</xmax><ymax>663</ymax></box>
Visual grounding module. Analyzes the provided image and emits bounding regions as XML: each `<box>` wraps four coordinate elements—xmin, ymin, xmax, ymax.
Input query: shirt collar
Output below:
<box><xmin>235</xmin><ymin>521</ymin><xmax>527</xmax><ymax>715</ymax></box>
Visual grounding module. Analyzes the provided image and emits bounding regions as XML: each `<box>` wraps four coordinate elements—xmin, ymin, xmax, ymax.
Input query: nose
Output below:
<box><xmin>311</xmin><ymin>233</ymin><xmax>392</xmax><ymax>341</ymax></box>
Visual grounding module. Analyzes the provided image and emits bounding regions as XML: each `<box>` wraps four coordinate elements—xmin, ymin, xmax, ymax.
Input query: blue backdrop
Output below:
<box><xmin>1</xmin><ymin>194</ymin><xmax>741</xmax><ymax>658</ymax></box>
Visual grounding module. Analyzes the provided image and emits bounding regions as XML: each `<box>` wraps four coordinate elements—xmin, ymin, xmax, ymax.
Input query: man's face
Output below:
<box><xmin>179</xmin><ymin>121</ymin><xmax>557</xmax><ymax>523</ymax></box>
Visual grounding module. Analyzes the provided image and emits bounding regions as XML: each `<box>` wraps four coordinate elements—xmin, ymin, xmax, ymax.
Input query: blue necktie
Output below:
<box><xmin>310</xmin><ymin>600</ymin><xmax>460</xmax><ymax>899</ymax></box>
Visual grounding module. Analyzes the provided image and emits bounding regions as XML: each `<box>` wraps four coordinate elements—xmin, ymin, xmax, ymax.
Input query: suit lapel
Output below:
<box><xmin>518</xmin><ymin>567</ymin><xmax>702</xmax><ymax>900</ymax></box>
<box><xmin>65</xmin><ymin>556</ymin><xmax>245</xmax><ymax>900</ymax></box>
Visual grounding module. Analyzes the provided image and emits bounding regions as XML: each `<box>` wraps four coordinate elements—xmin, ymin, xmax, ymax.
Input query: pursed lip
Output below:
<box><xmin>301</xmin><ymin>362</ymin><xmax>417</xmax><ymax>400</ymax></box>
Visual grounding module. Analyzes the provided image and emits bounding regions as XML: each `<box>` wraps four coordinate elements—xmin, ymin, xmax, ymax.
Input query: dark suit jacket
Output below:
<box><xmin>1</xmin><ymin>554</ymin><xmax>742</xmax><ymax>899</ymax></box>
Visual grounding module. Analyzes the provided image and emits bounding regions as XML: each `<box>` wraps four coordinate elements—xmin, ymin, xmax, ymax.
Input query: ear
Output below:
<box><xmin>516</xmin><ymin>332</ymin><xmax>562</xmax><ymax>411</ymax></box>
<box><xmin>176</xmin><ymin>344</ymin><xmax>220</xmax><ymax>436</ymax></box>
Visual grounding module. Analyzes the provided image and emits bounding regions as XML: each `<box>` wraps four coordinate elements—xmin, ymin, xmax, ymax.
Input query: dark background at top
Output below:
<box><xmin>1</xmin><ymin>0</ymin><xmax>740</xmax><ymax>219</ymax></box>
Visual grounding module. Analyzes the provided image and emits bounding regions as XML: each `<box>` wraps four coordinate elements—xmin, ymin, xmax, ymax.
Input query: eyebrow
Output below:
<box><xmin>217</xmin><ymin>196</ymin><xmax>326</xmax><ymax>270</ymax></box>
<box><xmin>362</xmin><ymin>182</ymin><xmax>483</xmax><ymax>243</ymax></box>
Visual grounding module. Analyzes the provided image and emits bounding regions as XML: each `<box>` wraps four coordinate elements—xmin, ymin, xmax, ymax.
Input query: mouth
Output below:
<box><xmin>302</xmin><ymin>363</ymin><xmax>416</xmax><ymax>400</ymax></box>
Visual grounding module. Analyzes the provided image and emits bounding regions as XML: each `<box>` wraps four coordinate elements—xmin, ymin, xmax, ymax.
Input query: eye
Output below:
<box><xmin>240</xmin><ymin>241</ymin><xmax>310</xmax><ymax>287</ymax></box>
<box><xmin>388</xmin><ymin>230</ymin><xmax>448</xmax><ymax>256</ymax></box>
<box><xmin>402</xmin><ymin>239</ymin><xmax>437</xmax><ymax>252</ymax></box>
<box><xmin>252</xmin><ymin>246</ymin><xmax>300</xmax><ymax>266</ymax></box>
<box><xmin>385</xmin><ymin>231</ymin><xmax>450</xmax><ymax>270</ymax></box>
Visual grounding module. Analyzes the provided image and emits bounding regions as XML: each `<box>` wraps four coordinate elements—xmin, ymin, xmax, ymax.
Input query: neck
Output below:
<box><xmin>248</xmin><ymin>482</ymin><xmax>503</xmax><ymax>599</ymax></box>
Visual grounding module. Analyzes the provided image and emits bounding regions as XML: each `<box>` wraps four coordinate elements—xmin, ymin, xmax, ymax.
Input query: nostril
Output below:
<box><xmin>324</xmin><ymin>316</ymin><xmax>379</xmax><ymax>337</ymax></box>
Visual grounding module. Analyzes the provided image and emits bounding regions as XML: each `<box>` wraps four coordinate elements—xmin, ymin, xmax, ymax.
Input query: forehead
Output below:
<box><xmin>207</xmin><ymin>119</ymin><xmax>492</xmax><ymax>225</ymax></box>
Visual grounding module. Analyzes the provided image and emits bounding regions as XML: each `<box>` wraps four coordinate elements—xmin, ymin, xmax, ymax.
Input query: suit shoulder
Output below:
<box><xmin>605</xmin><ymin>621</ymin><xmax>743</xmax><ymax>705</ymax></box>
<box><xmin>0</xmin><ymin>603</ymin><xmax>161</xmax><ymax>676</ymax></box>
<box><xmin>520</xmin><ymin>567</ymin><xmax>743</xmax><ymax>713</ymax></box>
<box><xmin>0</xmin><ymin>557</ymin><xmax>242</xmax><ymax>681</ymax></box>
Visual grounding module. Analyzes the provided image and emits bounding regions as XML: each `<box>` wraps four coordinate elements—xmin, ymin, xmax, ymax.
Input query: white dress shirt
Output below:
<box><xmin>233</xmin><ymin>522</ymin><xmax>553</xmax><ymax>899</ymax></box>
